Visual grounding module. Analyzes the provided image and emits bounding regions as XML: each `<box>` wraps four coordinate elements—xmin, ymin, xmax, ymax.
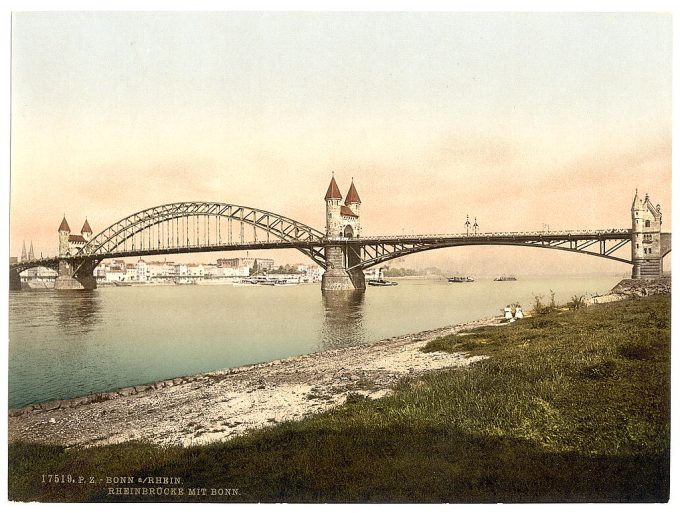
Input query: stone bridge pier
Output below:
<box><xmin>321</xmin><ymin>243</ymin><xmax>366</xmax><ymax>291</ymax></box>
<box><xmin>9</xmin><ymin>268</ymin><xmax>22</xmax><ymax>291</ymax></box>
<box><xmin>54</xmin><ymin>258</ymin><xmax>97</xmax><ymax>290</ymax></box>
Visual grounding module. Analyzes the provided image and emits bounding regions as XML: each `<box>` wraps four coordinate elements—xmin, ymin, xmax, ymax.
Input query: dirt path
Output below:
<box><xmin>9</xmin><ymin>316</ymin><xmax>501</xmax><ymax>448</ymax></box>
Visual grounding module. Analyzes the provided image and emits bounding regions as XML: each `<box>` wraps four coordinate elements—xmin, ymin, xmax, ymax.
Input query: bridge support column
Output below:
<box><xmin>54</xmin><ymin>259</ymin><xmax>97</xmax><ymax>290</ymax></box>
<box><xmin>9</xmin><ymin>269</ymin><xmax>22</xmax><ymax>291</ymax></box>
<box><xmin>321</xmin><ymin>245</ymin><xmax>366</xmax><ymax>291</ymax></box>
<box><xmin>631</xmin><ymin>258</ymin><xmax>662</xmax><ymax>279</ymax></box>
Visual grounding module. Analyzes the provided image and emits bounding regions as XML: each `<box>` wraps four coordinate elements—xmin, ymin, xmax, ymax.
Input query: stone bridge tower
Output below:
<box><xmin>631</xmin><ymin>191</ymin><xmax>667</xmax><ymax>278</ymax></box>
<box><xmin>54</xmin><ymin>215</ymin><xmax>98</xmax><ymax>290</ymax></box>
<box><xmin>321</xmin><ymin>176</ymin><xmax>366</xmax><ymax>291</ymax></box>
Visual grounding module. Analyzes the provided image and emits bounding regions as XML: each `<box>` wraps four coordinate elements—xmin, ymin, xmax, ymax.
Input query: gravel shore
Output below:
<box><xmin>8</xmin><ymin>316</ymin><xmax>501</xmax><ymax>448</ymax></box>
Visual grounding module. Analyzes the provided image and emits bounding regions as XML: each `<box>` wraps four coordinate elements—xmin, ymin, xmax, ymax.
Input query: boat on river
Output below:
<box><xmin>494</xmin><ymin>275</ymin><xmax>517</xmax><ymax>281</ymax></box>
<box><xmin>368</xmin><ymin>279</ymin><xmax>398</xmax><ymax>286</ymax></box>
<box><xmin>448</xmin><ymin>276</ymin><xmax>474</xmax><ymax>283</ymax></box>
<box><xmin>368</xmin><ymin>267</ymin><xmax>398</xmax><ymax>286</ymax></box>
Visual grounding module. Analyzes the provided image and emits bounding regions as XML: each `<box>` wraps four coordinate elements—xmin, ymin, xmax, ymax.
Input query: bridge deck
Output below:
<box><xmin>10</xmin><ymin>229</ymin><xmax>639</xmax><ymax>272</ymax></box>
<box><xmin>335</xmin><ymin>229</ymin><xmax>632</xmax><ymax>245</ymax></box>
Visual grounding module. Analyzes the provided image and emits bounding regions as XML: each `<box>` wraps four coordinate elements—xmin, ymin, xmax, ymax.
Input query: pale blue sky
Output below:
<box><xmin>10</xmin><ymin>12</ymin><xmax>672</xmax><ymax>271</ymax></box>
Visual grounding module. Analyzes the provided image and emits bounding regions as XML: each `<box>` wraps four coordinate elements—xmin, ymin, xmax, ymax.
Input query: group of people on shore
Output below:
<box><xmin>503</xmin><ymin>304</ymin><xmax>523</xmax><ymax>322</ymax></box>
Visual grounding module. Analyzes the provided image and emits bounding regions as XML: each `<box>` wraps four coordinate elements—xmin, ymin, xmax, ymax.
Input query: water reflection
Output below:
<box><xmin>320</xmin><ymin>290</ymin><xmax>367</xmax><ymax>349</ymax></box>
<box><xmin>55</xmin><ymin>290</ymin><xmax>103</xmax><ymax>335</ymax></box>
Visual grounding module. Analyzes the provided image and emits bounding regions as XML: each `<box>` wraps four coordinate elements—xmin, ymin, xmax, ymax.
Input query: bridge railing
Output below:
<box><xmin>357</xmin><ymin>228</ymin><xmax>631</xmax><ymax>240</ymax></box>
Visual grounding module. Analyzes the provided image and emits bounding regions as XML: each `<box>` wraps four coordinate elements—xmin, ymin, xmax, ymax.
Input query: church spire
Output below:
<box><xmin>21</xmin><ymin>240</ymin><xmax>27</xmax><ymax>261</ymax></box>
<box><xmin>28</xmin><ymin>241</ymin><xmax>34</xmax><ymax>260</ymax></box>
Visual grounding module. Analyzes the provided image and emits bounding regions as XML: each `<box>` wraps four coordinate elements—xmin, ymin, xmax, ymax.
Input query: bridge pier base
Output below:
<box><xmin>632</xmin><ymin>258</ymin><xmax>662</xmax><ymax>279</ymax></box>
<box><xmin>321</xmin><ymin>268</ymin><xmax>366</xmax><ymax>291</ymax></box>
<box><xmin>9</xmin><ymin>269</ymin><xmax>22</xmax><ymax>291</ymax></box>
<box><xmin>321</xmin><ymin>244</ymin><xmax>366</xmax><ymax>291</ymax></box>
<box><xmin>54</xmin><ymin>259</ymin><xmax>97</xmax><ymax>290</ymax></box>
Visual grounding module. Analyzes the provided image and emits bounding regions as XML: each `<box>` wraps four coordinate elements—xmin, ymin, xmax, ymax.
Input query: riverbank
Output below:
<box><xmin>585</xmin><ymin>276</ymin><xmax>671</xmax><ymax>304</ymax></box>
<box><xmin>9</xmin><ymin>316</ymin><xmax>500</xmax><ymax>448</ymax></box>
<box><xmin>9</xmin><ymin>279</ymin><xmax>670</xmax><ymax>502</ymax></box>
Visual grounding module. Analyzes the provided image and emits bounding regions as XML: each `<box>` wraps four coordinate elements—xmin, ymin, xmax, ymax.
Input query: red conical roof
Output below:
<box><xmin>345</xmin><ymin>180</ymin><xmax>361</xmax><ymax>205</ymax></box>
<box><xmin>81</xmin><ymin>218</ymin><xmax>92</xmax><ymax>233</ymax></box>
<box><xmin>58</xmin><ymin>216</ymin><xmax>71</xmax><ymax>232</ymax></box>
<box><xmin>325</xmin><ymin>176</ymin><xmax>342</xmax><ymax>200</ymax></box>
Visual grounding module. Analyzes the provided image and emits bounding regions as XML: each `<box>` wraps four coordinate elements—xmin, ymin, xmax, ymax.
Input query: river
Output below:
<box><xmin>8</xmin><ymin>275</ymin><xmax>621</xmax><ymax>408</ymax></box>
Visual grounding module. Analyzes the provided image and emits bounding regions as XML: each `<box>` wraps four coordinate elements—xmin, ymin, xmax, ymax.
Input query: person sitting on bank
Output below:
<box><xmin>514</xmin><ymin>305</ymin><xmax>524</xmax><ymax>320</ymax></box>
<box><xmin>504</xmin><ymin>305</ymin><xmax>513</xmax><ymax>322</ymax></box>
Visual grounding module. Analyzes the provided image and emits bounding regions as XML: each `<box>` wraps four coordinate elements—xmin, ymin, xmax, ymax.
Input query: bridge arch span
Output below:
<box><xmin>76</xmin><ymin>202</ymin><xmax>327</xmax><ymax>266</ymax></box>
<box><xmin>10</xmin><ymin>260</ymin><xmax>59</xmax><ymax>274</ymax></box>
<box><xmin>348</xmin><ymin>238</ymin><xmax>632</xmax><ymax>271</ymax></box>
<box><xmin>9</xmin><ymin>259</ymin><xmax>60</xmax><ymax>291</ymax></box>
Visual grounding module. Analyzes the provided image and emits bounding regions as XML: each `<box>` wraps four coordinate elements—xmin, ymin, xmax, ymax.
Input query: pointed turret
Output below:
<box><xmin>58</xmin><ymin>216</ymin><xmax>71</xmax><ymax>233</ymax></box>
<box><xmin>342</xmin><ymin>178</ymin><xmax>361</xmax><ymax>236</ymax></box>
<box><xmin>81</xmin><ymin>218</ymin><xmax>92</xmax><ymax>234</ymax></box>
<box><xmin>325</xmin><ymin>175</ymin><xmax>342</xmax><ymax>237</ymax></box>
<box><xmin>344</xmin><ymin>179</ymin><xmax>361</xmax><ymax>205</ymax></box>
<box><xmin>28</xmin><ymin>241</ymin><xmax>34</xmax><ymax>261</ymax></box>
<box><xmin>21</xmin><ymin>241</ymin><xmax>27</xmax><ymax>262</ymax></box>
<box><xmin>81</xmin><ymin>218</ymin><xmax>93</xmax><ymax>242</ymax></box>
<box><xmin>325</xmin><ymin>176</ymin><xmax>342</xmax><ymax>200</ymax></box>
<box><xmin>58</xmin><ymin>215</ymin><xmax>71</xmax><ymax>257</ymax></box>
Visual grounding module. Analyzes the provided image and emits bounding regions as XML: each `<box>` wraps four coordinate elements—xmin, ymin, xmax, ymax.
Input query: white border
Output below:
<box><xmin>1</xmin><ymin>3</ymin><xmax>677</xmax><ymax>513</ymax></box>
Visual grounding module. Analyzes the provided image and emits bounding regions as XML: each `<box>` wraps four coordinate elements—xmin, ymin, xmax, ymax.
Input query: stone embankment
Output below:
<box><xmin>586</xmin><ymin>277</ymin><xmax>670</xmax><ymax>305</ymax></box>
<box><xmin>9</xmin><ymin>317</ymin><xmax>499</xmax><ymax>448</ymax></box>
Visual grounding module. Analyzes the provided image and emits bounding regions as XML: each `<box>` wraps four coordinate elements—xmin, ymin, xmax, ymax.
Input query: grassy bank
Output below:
<box><xmin>9</xmin><ymin>295</ymin><xmax>670</xmax><ymax>502</ymax></box>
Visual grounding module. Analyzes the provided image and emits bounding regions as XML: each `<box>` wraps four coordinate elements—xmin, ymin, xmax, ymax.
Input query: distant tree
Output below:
<box><xmin>269</xmin><ymin>264</ymin><xmax>302</xmax><ymax>275</ymax></box>
<box><xmin>423</xmin><ymin>267</ymin><xmax>444</xmax><ymax>276</ymax></box>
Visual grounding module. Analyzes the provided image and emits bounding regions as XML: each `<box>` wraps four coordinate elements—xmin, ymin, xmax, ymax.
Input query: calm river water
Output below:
<box><xmin>8</xmin><ymin>275</ymin><xmax>621</xmax><ymax>408</ymax></box>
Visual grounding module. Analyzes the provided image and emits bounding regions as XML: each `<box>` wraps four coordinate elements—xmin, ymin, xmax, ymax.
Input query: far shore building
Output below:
<box><xmin>217</xmin><ymin>257</ymin><xmax>274</xmax><ymax>273</ymax></box>
<box><xmin>105</xmin><ymin>268</ymin><xmax>125</xmax><ymax>282</ymax></box>
<box><xmin>125</xmin><ymin>263</ymin><xmax>137</xmax><ymax>281</ymax></box>
<box><xmin>136</xmin><ymin>259</ymin><xmax>148</xmax><ymax>282</ymax></box>
<box><xmin>187</xmin><ymin>264</ymin><xmax>205</xmax><ymax>278</ymax></box>
<box><xmin>296</xmin><ymin>263</ymin><xmax>325</xmax><ymax>282</ymax></box>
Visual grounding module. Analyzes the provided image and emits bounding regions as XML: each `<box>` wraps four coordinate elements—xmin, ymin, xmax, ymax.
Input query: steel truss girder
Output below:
<box><xmin>347</xmin><ymin>237</ymin><xmax>632</xmax><ymax>270</ymax></box>
<box><xmin>76</xmin><ymin>202</ymin><xmax>327</xmax><ymax>267</ymax></box>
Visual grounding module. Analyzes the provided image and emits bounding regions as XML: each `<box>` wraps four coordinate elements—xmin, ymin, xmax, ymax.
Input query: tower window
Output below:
<box><xmin>645</xmin><ymin>220</ymin><xmax>651</xmax><ymax>228</ymax></box>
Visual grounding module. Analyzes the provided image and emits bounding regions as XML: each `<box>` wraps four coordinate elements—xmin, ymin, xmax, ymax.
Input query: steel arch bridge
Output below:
<box><xmin>343</xmin><ymin>230</ymin><xmax>636</xmax><ymax>271</ymax></box>
<box><xmin>76</xmin><ymin>202</ymin><xmax>328</xmax><ymax>267</ymax></box>
<box><xmin>9</xmin><ymin>200</ymin><xmax>670</xmax><ymax>290</ymax></box>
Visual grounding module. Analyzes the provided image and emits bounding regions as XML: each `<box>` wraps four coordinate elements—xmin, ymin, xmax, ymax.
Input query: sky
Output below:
<box><xmin>9</xmin><ymin>12</ymin><xmax>672</xmax><ymax>274</ymax></box>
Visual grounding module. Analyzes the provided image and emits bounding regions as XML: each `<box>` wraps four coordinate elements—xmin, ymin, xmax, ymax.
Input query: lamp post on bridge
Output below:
<box><xmin>473</xmin><ymin>217</ymin><xmax>479</xmax><ymax>235</ymax></box>
<box><xmin>465</xmin><ymin>215</ymin><xmax>470</xmax><ymax>236</ymax></box>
